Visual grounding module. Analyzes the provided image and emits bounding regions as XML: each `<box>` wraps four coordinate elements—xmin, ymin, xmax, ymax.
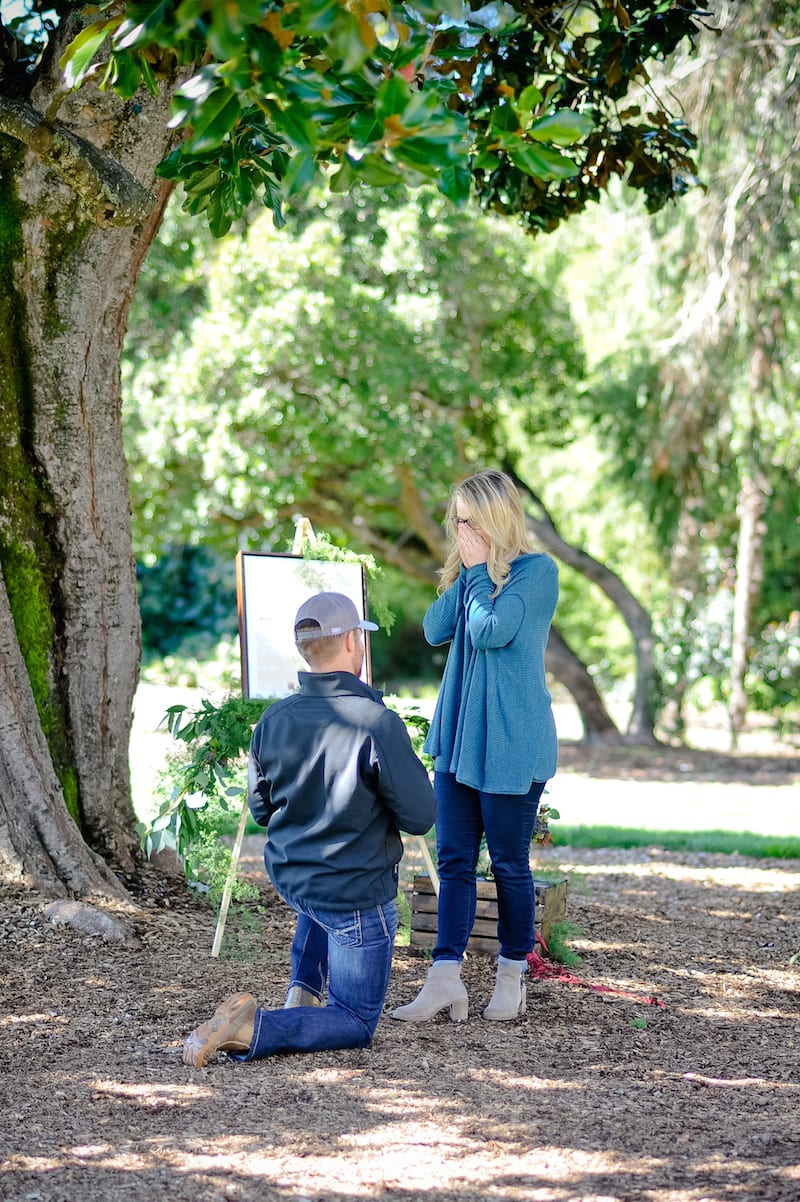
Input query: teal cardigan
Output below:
<box><xmin>423</xmin><ymin>553</ymin><xmax>558</xmax><ymax>793</ymax></box>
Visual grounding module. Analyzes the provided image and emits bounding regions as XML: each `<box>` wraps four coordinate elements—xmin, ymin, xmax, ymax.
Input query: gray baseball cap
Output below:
<box><xmin>294</xmin><ymin>591</ymin><xmax>379</xmax><ymax>643</ymax></box>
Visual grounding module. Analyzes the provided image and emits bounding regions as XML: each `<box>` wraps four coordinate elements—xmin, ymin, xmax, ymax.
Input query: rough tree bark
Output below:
<box><xmin>0</xmin><ymin>16</ymin><xmax>182</xmax><ymax>897</ymax></box>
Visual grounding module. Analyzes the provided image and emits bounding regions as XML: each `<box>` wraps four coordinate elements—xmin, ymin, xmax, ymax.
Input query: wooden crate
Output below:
<box><xmin>409</xmin><ymin>874</ymin><xmax>567</xmax><ymax>956</ymax></box>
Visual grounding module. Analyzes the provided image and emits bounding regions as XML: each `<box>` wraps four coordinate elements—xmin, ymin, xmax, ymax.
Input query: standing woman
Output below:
<box><xmin>391</xmin><ymin>470</ymin><xmax>558</xmax><ymax>1023</ymax></box>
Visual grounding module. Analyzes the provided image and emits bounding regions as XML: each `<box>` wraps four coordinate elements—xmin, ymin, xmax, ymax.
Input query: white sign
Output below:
<box><xmin>236</xmin><ymin>552</ymin><xmax>372</xmax><ymax>698</ymax></box>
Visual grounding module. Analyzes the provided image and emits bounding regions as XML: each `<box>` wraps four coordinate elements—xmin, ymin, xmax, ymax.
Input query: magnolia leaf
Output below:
<box><xmin>491</xmin><ymin>103</ymin><xmax>520</xmax><ymax>135</ymax></box>
<box><xmin>375</xmin><ymin>74</ymin><xmax>411</xmax><ymax>120</ymax></box>
<box><xmin>185</xmin><ymin>91</ymin><xmax>243</xmax><ymax>152</ymax></box>
<box><xmin>282</xmin><ymin>149</ymin><xmax>318</xmax><ymax>195</ymax></box>
<box><xmin>437</xmin><ymin>163</ymin><xmax>471</xmax><ymax>205</ymax></box>
<box><xmin>529</xmin><ymin>110</ymin><xmax>594</xmax><ymax>146</ymax></box>
<box><xmin>276</xmin><ymin>104</ymin><xmax>319</xmax><ymax>152</ymax></box>
<box><xmin>354</xmin><ymin>153</ymin><xmax>405</xmax><ymax>186</ymax></box>
<box><xmin>518</xmin><ymin>84</ymin><xmax>543</xmax><ymax>112</ymax></box>
<box><xmin>328</xmin><ymin>155</ymin><xmax>359</xmax><ymax>192</ymax></box>
<box><xmin>393</xmin><ymin>135</ymin><xmax>457</xmax><ymax>172</ymax></box>
<box><xmin>182</xmin><ymin>166</ymin><xmax>223</xmax><ymax>199</ymax></box>
<box><xmin>106</xmin><ymin>50</ymin><xmax>145</xmax><ymax>99</ymax></box>
<box><xmin>262</xmin><ymin>176</ymin><xmax>287</xmax><ymax>228</ymax></box>
<box><xmin>508</xmin><ymin>140</ymin><xmax>579</xmax><ymax>180</ymax></box>
<box><xmin>60</xmin><ymin>19</ymin><xmax>121</xmax><ymax>88</ymax></box>
<box><xmin>474</xmin><ymin>147</ymin><xmax>501</xmax><ymax>171</ymax></box>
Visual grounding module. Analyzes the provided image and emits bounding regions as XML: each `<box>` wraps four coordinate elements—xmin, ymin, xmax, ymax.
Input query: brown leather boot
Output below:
<box><xmin>183</xmin><ymin>992</ymin><xmax>257</xmax><ymax>1067</ymax></box>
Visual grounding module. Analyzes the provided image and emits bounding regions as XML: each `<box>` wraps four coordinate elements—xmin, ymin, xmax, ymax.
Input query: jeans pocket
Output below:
<box><xmin>307</xmin><ymin>906</ymin><xmax>363</xmax><ymax>949</ymax></box>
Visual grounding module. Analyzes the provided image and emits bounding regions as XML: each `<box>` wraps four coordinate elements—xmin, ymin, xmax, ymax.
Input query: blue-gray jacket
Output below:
<box><xmin>423</xmin><ymin>554</ymin><xmax>558</xmax><ymax>793</ymax></box>
<box><xmin>248</xmin><ymin>671</ymin><xmax>436</xmax><ymax>910</ymax></box>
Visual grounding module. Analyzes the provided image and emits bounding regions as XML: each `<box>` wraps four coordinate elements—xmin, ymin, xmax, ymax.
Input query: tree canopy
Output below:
<box><xmin>124</xmin><ymin>188</ymin><xmax>584</xmax><ymax>558</ymax></box>
<box><xmin>4</xmin><ymin>1</ymin><xmax>709</xmax><ymax>236</ymax></box>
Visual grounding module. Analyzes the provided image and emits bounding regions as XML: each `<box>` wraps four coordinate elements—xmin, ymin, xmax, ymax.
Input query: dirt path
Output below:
<box><xmin>2</xmin><ymin>751</ymin><xmax>799</xmax><ymax>1202</ymax></box>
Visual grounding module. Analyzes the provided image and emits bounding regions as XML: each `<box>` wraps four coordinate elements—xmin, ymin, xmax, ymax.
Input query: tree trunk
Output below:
<box><xmin>506</xmin><ymin>464</ymin><xmax>660</xmax><ymax>743</ymax></box>
<box><xmin>0</xmin><ymin>566</ymin><xmax>126</xmax><ymax>898</ymax></box>
<box><xmin>0</xmin><ymin>27</ymin><xmax>181</xmax><ymax>896</ymax></box>
<box><xmin>729</xmin><ymin>467</ymin><xmax>770</xmax><ymax>745</ymax></box>
<box><xmin>544</xmin><ymin>627</ymin><xmax>623</xmax><ymax>744</ymax></box>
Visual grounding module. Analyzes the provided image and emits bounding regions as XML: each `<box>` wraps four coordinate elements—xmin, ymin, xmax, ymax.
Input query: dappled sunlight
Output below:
<box><xmin>558</xmin><ymin>859</ymin><xmax>800</xmax><ymax>893</ymax></box>
<box><xmin>4</xmin><ymin>814</ymin><xmax>799</xmax><ymax>1201</ymax></box>
<box><xmin>466</xmin><ymin>1069</ymin><xmax>583</xmax><ymax>1092</ymax></box>
<box><xmin>87</xmin><ymin>1079</ymin><xmax>214</xmax><ymax>1109</ymax></box>
<box><xmin>0</xmin><ymin>1011</ymin><xmax>70</xmax><ymax>1028</ymax></box>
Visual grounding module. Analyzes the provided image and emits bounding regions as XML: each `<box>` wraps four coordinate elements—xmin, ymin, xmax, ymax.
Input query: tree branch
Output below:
<box><xmin>505</xmin><ymin>460</ymin><xmax>660</xmax><ymax>741</ymax></box>
<box><xmin>0</xmin><ymin>95</ymin><xmax>156</xmax><ymax>227</ymax></box>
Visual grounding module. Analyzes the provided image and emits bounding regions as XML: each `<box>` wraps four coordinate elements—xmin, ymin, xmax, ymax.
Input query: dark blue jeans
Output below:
<box><xmin>231</xmin><ymin>897</ymin><xmax>398</xmax><ymax>1060</ymax></box>
<box><xmin>288</xmin><ymin>912</ymin><xmax>329</xmax><ymax>1000</ymax></box>
<box><xmin>433</xmin><ymin>771</ymin><xmax>546</xmax><ymax>962</ymax></box>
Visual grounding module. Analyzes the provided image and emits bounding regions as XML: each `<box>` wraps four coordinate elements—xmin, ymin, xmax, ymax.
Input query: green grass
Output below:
<box><xmin>554</xmin><ymin>825</ymin><xmax>800</xmax><ymax>859</ymax></box>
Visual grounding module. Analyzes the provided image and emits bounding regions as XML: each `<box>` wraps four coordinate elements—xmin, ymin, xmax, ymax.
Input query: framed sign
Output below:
<box><xmin>236</xmin><ymin>552</ymin><xmax>373</xmax><ymax>698</ymax></box>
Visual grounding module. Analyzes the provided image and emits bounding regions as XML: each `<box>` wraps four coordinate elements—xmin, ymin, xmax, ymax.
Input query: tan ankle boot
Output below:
<box><xmin>483</xmin><ymin>960</ymin><xmax>527</xmax><ymax>1020</ymax></box>
<box><xmin>182</xmin><ymin>992</ymin><xmax>257</xmax><ymax>1067</ymax></box>
<box><xmin>390</xmin><ymin>960</ymin><xmax>468</xmax><ymax>1023</ymax></box>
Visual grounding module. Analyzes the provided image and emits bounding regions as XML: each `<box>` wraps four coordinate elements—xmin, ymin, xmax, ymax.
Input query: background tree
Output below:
<box><xmin>570</xmin><ymin>2</ymin><xmax>800</xmax><ymax>740</ymax></box>
<box><xmin>125</xmin><ymin>190</ymin><xmax>668</xmax><ymax>742</ymax></box>
<box><xmin>0</xmin><ymin>0</ymin><xmax>707</xmax><ymax>898</ymax></box>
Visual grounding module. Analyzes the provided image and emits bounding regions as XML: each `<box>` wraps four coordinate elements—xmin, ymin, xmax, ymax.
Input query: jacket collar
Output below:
<box><xmin>297</xmin><ymin>670</ymin><xmax>384</xmax><ymax>703</ymax></box>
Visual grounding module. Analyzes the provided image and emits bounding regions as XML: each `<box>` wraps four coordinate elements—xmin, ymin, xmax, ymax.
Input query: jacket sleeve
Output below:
<box><xmin>375</xmin><ymin>711</ymin><xmax>437</xmax><ymax>834</ymax></box>
<box><xmin>247</xmin><ymin>738</ymin><xmax>278</xmax><ymax>827</ymax></box>
<box><xmin>422</xmin><ymin>574</ymin><xmax>465</xmax><ymax>646</ymax></box>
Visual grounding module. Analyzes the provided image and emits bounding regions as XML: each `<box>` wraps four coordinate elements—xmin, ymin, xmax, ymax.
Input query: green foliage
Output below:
<box><xmin>555</xmin><ymin>825</ymin><xmax>800</xmax><ymax>860</ymax></box>
<box><xmin>54</xmin><ymin>0</ymin><xmax>705</xmax><ymax>235</ymax></box>
<box><xmin>747</xmin><ymin>612</ymin><xmax>800</xmax><ymax>727</ymax></box>
<box><xmin>139</xmin><ymin>690</ymin><xmax>435</xmax><ymax>904</ymax></box>
<box><xmin>137</xmin><ymin>545</ymin><xmax>239</xmax><ymax>662</ymax></box>
<box><xmin>139</xmin><ymin>694</ymin><xmax>271</xmax><ymax>902</ymax></box>
<box><xmin>395</xmin><ymin>889</ymin><xmax>413</xmax><ymax>947</ymax></box>
<box><xmin>133</xmin><ymin>528</ymin><xmax>393</xmax><ymax>689</ymax></box>
<box><xmin>544</xmin><ymin>919</ymin><xmax>582</xmax><ymax>967</ymax></box>
<box><xmin>390</xmin><ymin>704</ymin><xmax>433</xmax><ymax>773</ymax></box>
<box><xmin>124</xmin><ymin>187</ymin><xmax>585</xmax><ymax>562</ymax></box>
<box><xmin>291</xmin><ymin>526</ymin><xmax>394</xmax><ymax>635</ymax></box>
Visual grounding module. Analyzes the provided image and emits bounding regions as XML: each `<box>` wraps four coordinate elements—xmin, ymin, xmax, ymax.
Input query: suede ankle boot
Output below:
<box><xmin>390</xmin><ymin>959</ymin><xmax>468</xmax><ymax>1023</ymax></box>
<box><xmin>483</xmin><ymin>958</ymin><xmax>527</xmax><ymax>1020</ymax></box>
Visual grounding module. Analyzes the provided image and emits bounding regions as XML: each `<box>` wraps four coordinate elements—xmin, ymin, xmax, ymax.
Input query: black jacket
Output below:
<box><xmin>247</xmin><ymin>671</ymin><xmax>437</xmax><ymax>910</ymax></box>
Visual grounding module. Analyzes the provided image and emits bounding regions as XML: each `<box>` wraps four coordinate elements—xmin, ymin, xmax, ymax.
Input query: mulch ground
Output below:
<box><xmin>2</xmin><ymin>750</ymin><xmax>799</xmax><ymax>1202</ymax></box>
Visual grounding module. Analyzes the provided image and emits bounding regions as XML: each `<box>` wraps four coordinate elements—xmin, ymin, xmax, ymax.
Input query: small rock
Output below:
<box><xmin>41</xmin><ymin>900</ymin><xmax>141</xmax><ymax>947</ymax></box>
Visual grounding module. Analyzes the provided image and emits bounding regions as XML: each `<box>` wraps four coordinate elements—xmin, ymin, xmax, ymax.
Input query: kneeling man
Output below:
<box><xmin>184</xmin><ymin>591</ymin><xmax>436</xmax><ymax>1067</ymax></box>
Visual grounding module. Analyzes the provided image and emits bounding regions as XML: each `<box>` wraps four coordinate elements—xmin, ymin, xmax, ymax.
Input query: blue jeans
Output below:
<box><xmin>288</xmin><ymin>912</ymin><xmax>329</xmax><ymax>1000</ymax></box>
<box><xmin>231</xmin><ymin>897</ymin><xmax>398</xmax><ymax>1060</ymax></box>
<box><xmin>433</xmin><ymin>771</ymin><xmax>546</xmax><ymax>962</ymax></box>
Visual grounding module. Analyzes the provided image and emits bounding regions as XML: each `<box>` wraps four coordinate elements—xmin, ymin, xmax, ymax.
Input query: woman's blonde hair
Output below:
<box><xmin>437</xmin><ymin>469</ymin><xmax>534</xmax><ymax>596</ymax></box>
